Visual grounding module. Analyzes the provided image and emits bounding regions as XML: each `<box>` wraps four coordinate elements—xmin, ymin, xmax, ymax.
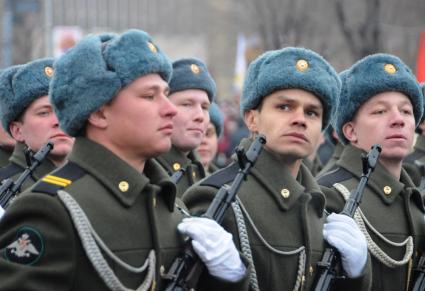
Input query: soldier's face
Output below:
<box><xmin>9</xmin><ymin>96</ymin><xmax>74</xmax><ymax>163</ymax></box>
<box><xmin>99</xmin><ymin>74</ymin><xmax>177</xmax><ymax>161</ymax></box>
<box><xmin>169</xmin><ymin>90</ymin><xmax>210</xmax><ymax>153</ymax></box>
<box><xmin>196</xmin><ymin>122</ymin><xmax>218</xmax><ymax>168</ymax></box>
<box><xmin>244</xmin><ymin>89</ymin><xmax>323</xmax><ymax>161</ymax></box>
<box><xmin>343</xmin><ymin>92</ymin><xmax>415</xmax><ymax>161</ymax></box>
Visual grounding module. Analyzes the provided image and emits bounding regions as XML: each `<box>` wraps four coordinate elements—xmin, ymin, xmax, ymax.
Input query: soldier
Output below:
<box><xmin>0</xmin><ymin>59</ymin><xmax>74</xmax><ymax>189</ymax></box>
<box><xmin>183</xmin><ymin>47</ymin><xmax>370</xmax><ymax>290</ymax></box>
<box><xmin>0</xmin><ymin>30</ymin><xmax>249</xmax><ymax>290</ymax></box>
<box><xmin>403</xmin><ymin>83</ymin><xmax>425</xmax><ymax>187</ymax></box>
<box><xmin>0</xmin><ymin>121</ymin><xmax>15</xmax><ymax>167</ymax></box>
<box><xmin>317</xmin><ymin>53</ymin><xmax>425</xmax><ymax>291</ymax></box>
<box><xmin>155</xmin><ymin>58</ymin><xmax>215</xmax><ymax>195</ymax></box>
<box><xmin>197</xmin><ymin>102</ymin><xmax>224</xmax><ymax>174</ymax></box>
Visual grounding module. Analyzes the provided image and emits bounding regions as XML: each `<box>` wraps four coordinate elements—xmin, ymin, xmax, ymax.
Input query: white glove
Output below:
<box><xmin>178</xmin><ymin>217</ymin><xmax>246</xmax><ymax>282</ymax></box>
<box><xmin>323</xmin><ymin>213</ymin><xmax>367</xmax><ymax>278</ymax></box>
<box><xmin>0</xmin><ymin>206</ymin><xmax>4</xmax><ymax>219</ymax></box>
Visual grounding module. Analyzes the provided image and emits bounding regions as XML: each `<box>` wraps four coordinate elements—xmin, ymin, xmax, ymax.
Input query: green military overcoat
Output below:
<box><xmin>0</xmin><ymin>137</ymin><xmax>249</xmax><ymax>291</ymax></box>
<box><xmin>155</xmin><ymin>145</ymin><xmax>205</xmax><ymax>198</ymax></box>
<box><xmin>183</xmin><ymin>138</ymin><xmax>371</xmax><ymax>291</ymax></box>
<box><xmin>318</xmin><ymin>144</ymin><xmax>425</xmax><ymax>291</ymax></box>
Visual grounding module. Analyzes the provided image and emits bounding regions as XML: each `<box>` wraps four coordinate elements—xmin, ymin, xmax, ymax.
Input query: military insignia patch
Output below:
<box><xmin>4</xmin><ymin>226</ymin><xmax>44</xmax><ymax>265</ymax></box>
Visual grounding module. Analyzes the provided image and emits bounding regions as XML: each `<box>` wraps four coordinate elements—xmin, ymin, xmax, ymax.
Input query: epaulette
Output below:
<box><xmin>316</xmin><ymin>167</ymin><xmax>353</xmax><ymax>188</ymax></box>
<box><xmin>0</xmin><ymin>163</ymin><xmax>24</xmax><ymax>181</ymax></box>
<box><xmin>200</xmin><ymin>162</ymin><xmax>239</xmax><ymax>188</ymax></box>
<box><xmin>32</xmin><ymin>162</ymin><xmax>86</xmax><ymax>196</ymax></box>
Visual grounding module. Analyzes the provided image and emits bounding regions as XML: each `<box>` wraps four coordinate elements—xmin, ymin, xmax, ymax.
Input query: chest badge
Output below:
<box><xmin>4</xmin><ymin>226</ymin><xmax>44</xmax><ymax>265</ymax></box>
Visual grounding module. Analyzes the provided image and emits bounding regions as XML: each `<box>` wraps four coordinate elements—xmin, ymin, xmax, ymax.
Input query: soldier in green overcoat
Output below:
<box><xmin>0</xmin><ymin>59</ymin><xmax>74</xmax><ymax>193</ymax></box>
<box><xmin>0</xmin><ymin>30</ymin><xmax>249</xmax><ymax>290</ymax></box>
<box><xmin>155</xmin><ymin>58</ymin><xmax>215</xmax><ymax>196</ymax></box>
<box><xmin>183</xmin><ymin>47</ymin><xmax>371</xmax><ymax>290</ymax></box>
<box><xmin>403</xmin><ymin>83</ymin><xmax>425</xmax><ymax>187</ymax></box>
<box><xmin>197</xmin><ymin>102</ymin><xmax>224</xmax><ymax>175</ymax></box>
<box><xmin>317</xmin><ymin>54</ymin><xmax>425</xmax><ymax>291</ymax></box>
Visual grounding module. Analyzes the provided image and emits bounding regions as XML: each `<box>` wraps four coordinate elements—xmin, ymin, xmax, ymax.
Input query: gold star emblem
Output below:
<box><xmin>383</xmin><ymin>186</ymin><xmax>392</xmax><ymax>195</ymax></box>
<box><xmin>296</xmin><ymin>59</ymin><xmax>309</xmax><ymax>72</ymax></box>
<box><xmin>384</xmin><ymin>64</ymin><xmax>396</xmax><ymax>74</ymax></box>
<box><xmin>118</xmin><ymin>181</ymin><xmax>129</xmax><ymax>192</ymax></box>
<box><xmin>191</xmin><ymin>64</ymin><xmax>200</xmax><ymax>74</ymax></box>
<box><xmin>280</xmin><ymin>188</ymin><xmax>290</xmax><ymax>198</ymax></box>
<box><xmin>173</xmin><ymin>163</ymin><xmax>181</xmax><ymax>171</ymax></box>
<box><xmin>44</xmin><ymin>66</ymin><xmax>54</xmax><ymax>77</ymax></box>
<box><xmin>147</xmin><ymin>42</ymin><xmax>157</xmax><ymax>53</ymax></box>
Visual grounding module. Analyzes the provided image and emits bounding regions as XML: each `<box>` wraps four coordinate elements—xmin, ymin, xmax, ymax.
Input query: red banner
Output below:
<box><xmin>417</xmin><ymin>31</ymin><xmax>425</xmax><ymax>82</ymax></box>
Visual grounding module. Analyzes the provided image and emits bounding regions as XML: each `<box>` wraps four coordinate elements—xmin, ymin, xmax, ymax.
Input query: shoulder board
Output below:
<box><xmin>32</xmin><ymin>162</ymin><xmax>86</xmax><ymax>196</ymax></box>
<box><xmin>316</xmin><ymin>167</ymin><xmax>353</xmax><ymax>188</ymax></box>
<box><xmin>200</xmin><ymin>162</ymin><xmax>239</xmax><ymax>188</ymax></box>
<box><xmin>0</xmin><ymin>163</ymin><xmax>24</xmax><ymax>181</ymax></box>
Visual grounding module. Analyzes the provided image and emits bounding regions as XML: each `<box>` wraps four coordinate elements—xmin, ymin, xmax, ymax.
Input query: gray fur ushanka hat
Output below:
<box><xmin>0</xmin><ymin>58</ymin><xmax>53</xmax><ymax>133</ymax></box>
<box><xmin>50</xmin><ymin>29</ymin><xmax>172</xmax><ymax>137</ymax></box>
<box><xmin>333</xmin><ymin>53</ymin><xmax>423</xmax><ymax>144</ymax></box>
<box><xmin>169</xmin><ymin>58</ymin><xmax>216</xmax><ymax>102</ymax></box>
<box><xmin>240</xmin><ymin>47</ymin><xmax>341</xmax><ymax>129</ymax></box>
<box><xmin>209</xmin><ymin>102</ymin><xmax>224</xmax><ymax>137</ymax></box>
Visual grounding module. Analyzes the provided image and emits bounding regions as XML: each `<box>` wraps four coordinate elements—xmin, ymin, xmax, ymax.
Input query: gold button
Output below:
<box><xmin>383</xmin><ymin>186</ymin><xmax>392</xmax><ymax>195</ymax></box>
<box><xmin>280</xmin><ymin>188</ymin><xmax>290</xmax><ymax>198</ymax></box>
<box><xmin>384</xmin><ymin>63</ymin><xmax>397</xmax><ymax>74</ymax></box>
<box><xmin>191</xmin><ymin>64</ymin><xmax>200</xmax><ymax>74</ymax></box>
<box><xmin>192</xmin><ymin>172</ymin><xmax>196</xmax><ymax>178</ymax></box>
<box><xmin>44</xmin><ymin>66</ymin><xmax>54</xmax><ymax>77</ymax></box>
<box><xmin>160</xmin><ymin>265</ymin><xmax>165</xmax><ymax>276</ymax></box>
<box><xmin>309</xmin><ymin>265</ymin><xmax>314</xmax><ymax>275</ymax></box>
<box><xmin>118</xmin><ymin>181</ymin><xmax>129</xmax><ymax>192</ymax></box>
<box><xmin>173</xmin><ymin>163</ymin><xmax>181</xmax><ymax>171</ymax></box>
<box><xmin>296</xmin><ymin>59</ymin><xmax>309</xmax><ymax>72</ymax></box>
<box><xmin>147</xmin><ymin>41</ymin><xmax>157</xmax><ymax>53</ymax></box>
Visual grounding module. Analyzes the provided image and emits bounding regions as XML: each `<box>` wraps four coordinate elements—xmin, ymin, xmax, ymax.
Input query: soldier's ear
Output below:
<box><xmin>87</xmin><ymin>106</ymin><xmax>108</xmax><ymax>129</ymax></box>
<box><xmin>9</xmin><ymin>121</ymin><xmax>24</xmax><ymax>143</ymax></box>
<box><xmin>244</xmin><ymin>110</ymin><xmax>259</xmax><ymax>133</ymax></box>
<box><xmin>342</xmin><ymin>122</ymin><xmax>357</xmax><ymax>143</ymax></box>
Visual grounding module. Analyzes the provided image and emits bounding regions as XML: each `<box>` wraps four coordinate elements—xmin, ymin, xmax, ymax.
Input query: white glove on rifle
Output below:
<box><xmin>0</xmin><ymin>206</ymin><xmax>4</xmax><ymax>219</ymax></box>
<box><xmin>323</xmin><ymin>213</ymin><xmax>367</xmax><ymax>278</ymax></box>
<box><xmin>178</xmin><ymin>217</ymin><xmax>246</xmax><ymax>282</ymax></box>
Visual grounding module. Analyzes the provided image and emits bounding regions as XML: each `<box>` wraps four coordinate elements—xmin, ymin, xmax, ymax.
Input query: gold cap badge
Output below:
<box><xmin>384</xmin><ymin>64</ymin><xmax>396</xmax><ymax>74</ymax></box>
<box><xmin>191</xmin><ymin>64</ymin><xmax>200</xmax><ymax>74</ymax></box>
<box><xmin>44</xmin><ymin>66</ymin><xmax>54</xmax><ymax>77</ymax></box>
<box><xmin>296</xmin><ymin>59</ymin><xmax>309</xmax><ymax>72</ymax></box>
<box><xmin>147</xmin><ymin>42</ymin><xmax>157</xmax><ymax>53</ymax></box>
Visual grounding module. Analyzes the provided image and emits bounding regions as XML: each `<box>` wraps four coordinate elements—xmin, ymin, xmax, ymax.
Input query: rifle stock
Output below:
<box><xmin>314</xmin><ymin>144</ymin><xmax>381</xmax><ymax>291</ymax></box>
<box><xmin>164</xmin><ymin>135</ymin><xmax>266</xmax><ymax>291</ymax></box>
<box><xmin>0</xmin><ymin>141</ymin><xmax>54</xmax><ymax>208</ymax></box>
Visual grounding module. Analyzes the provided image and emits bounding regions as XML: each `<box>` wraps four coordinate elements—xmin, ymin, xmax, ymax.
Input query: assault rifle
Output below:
<box><xmin>413</xmin><ymin>255</ymin><xmax>425</xmax><ymax>291</ymax></box>
<box><xmin>314</xmin><ymin>144</ymin><xmax>382</xmax><ymax>291</ymax></box>
<box><xmin>164</xmin><ymin>134</ymin><xmax>266</xmax><ymax>291</ymax></box>
<box><xmin>0</xmin><ymin>141</ymin><xmax>54</xmax><ymax>208</ymax></box>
